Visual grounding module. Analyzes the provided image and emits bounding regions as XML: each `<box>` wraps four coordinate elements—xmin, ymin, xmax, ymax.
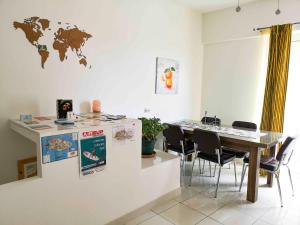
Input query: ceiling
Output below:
<box><xmin>175</xmin><ymin>0</ymin><xmax>261</xmax><ymax>13</ymax></box>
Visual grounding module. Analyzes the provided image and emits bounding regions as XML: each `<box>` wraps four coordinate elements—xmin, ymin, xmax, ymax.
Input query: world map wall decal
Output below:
<box><xmin>13</xmin><ymin>17</ymin><xmax>92</xmax><ymax>69</ymax></box>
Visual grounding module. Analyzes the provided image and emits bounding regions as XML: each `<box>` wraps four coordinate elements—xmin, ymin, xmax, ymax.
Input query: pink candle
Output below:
<box><xmin>92</xmin><ymin>100</ymin><xmax>101</xmax><ymax>113</ymax></box>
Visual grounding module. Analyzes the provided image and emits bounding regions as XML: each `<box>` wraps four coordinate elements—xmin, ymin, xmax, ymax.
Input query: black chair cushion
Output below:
<box><xmin>243</xmin><ymin>156</ymin><xmax>278</xmax><ymax>172</ymax></box>
<box><xmin>167</xmin><ymin>140</ymin><xmax>194</xmax><ymax>155</ymax></box>
<box><xmin>243</xmin><ymin>156</ymin><xmax>274</xmax><ymax>164</ymax></box>
<box><xmin>197</xmin><ymin>152</ymin><xmax>235</xmax><ymax>166</ymax></box>
<box><xmin>232</xmin><ymin>121</ymin><xmax>257</xmax><ymax>130</ymax></box>
<box><xmin>260</xmin><ymin>158</ymin><xmax>279</xmax><ymax>172</ymax></box>
<box><xmin>222</xmin><ymin>147</ymin><xmax>248</xmax><ymax>158</ymax></box>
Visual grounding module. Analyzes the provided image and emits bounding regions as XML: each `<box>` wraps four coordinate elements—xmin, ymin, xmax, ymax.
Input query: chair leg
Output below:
<box><xmin>183</xmin><ymin>155</ymin><xmax>186</xmax><ymax>186</ymax></box>
<box><xmin>239</xmin><ymin>163</ymin><xmax>248</xmax><ymax>192</ymax></box>
<box><xmin>233</xmin><ymin>160</ymin><xmax>237</xmax><ymax>186</ymax></box>
<box><xmin>202</xmin><ymin>160</ymin><xmax>205</xmax><ymax>174</ymax></box>
<box><xmin>198</xmin><ymin>158</ymin><xmax>202</xmax><ymax>174</ymax></box>
<box><xmin>215</xmin><ymin>165</ymin><xmax>222</xmax><ymax>198</ymax></box>
<box><xmin>276</xmin><ymin>174</ymin><xmax>283</xmax><ymax>207</ymax></box>
<box><xmin>180</xmin><ymin>155</ymin><xmax>184</xmax><ymax>186</ymax></box>
<box><xmin>213</xmin><ymin>164</ymin><xmax>217</xmax><ymax>177</ymax></box>
<box><xmin>209</xmin><ymin>161</ymin><xmax>212</xmax><ymax>177</ymax></box>
<box><xmin>189</xmin><ymin>156</ymin><xmax>196</xmax><ymax>186</ymax></box>
<box><xmin>287</xmin><ymin>165</ymin><xmax>294</xmax><ymax>197</ymax></box>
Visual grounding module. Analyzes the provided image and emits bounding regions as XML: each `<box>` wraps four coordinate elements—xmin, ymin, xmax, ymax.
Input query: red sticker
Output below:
<box><xmin>82</xmin><ymin>130</ymin><xmax>104</xmax><ymax>137</ymax></box>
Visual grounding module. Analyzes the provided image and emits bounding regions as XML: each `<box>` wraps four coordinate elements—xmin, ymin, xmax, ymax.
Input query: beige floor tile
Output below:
<box><xmin>221</xmin><ymin>211</ymin><xmax>256</xmax><ymax>225</ymax></box>
<box><xmin>151</xmin><ymin>200</ymin><xmax>179</xmax><ymax>214</ymax></box>
<box><xmin>210</xmin><ymin>205</ymin><xmax>256</xmax><ymax>225</ymax></box>
<box><xmin>210</xmin><ymin>205</ymin><xmax>238</xmax><ymax>222</ymax></box>
<box><xmin>139</xmin><ymin>215</ymin><xmax>174</xmax><ymax>225</ymax></box>
<box><xmin>226</xmin><ymin>200</ymin><xmax>271</xmax><ymax>219</ymax></box>
<box><xmin>125</xmin><ymin>211</ymin><xmax>156</xmax><ymax>225</ymax></box>
<box><xmin>174</xmin><ymin>187</ymin><xmax>199</xmax><ymax>202</ymax></box>
<box><xmin>195</xmin><ymin>217</ymin><xmax>222</xmax><ymax>225</ymax></box>
<box><xmin>260</xmin><ymin>207</ymin><xmax>288</xmax><ymax>225</ymax></box>
<box><xmin>282</xmin><ymin>208</ymin><xmax>300</xmax><ymax>225</ymax></box>
<box><xmin>161</xmin><ymin>204</ymin><xmax>206</xmax><ymax>225</ymax></box>
<box><xmin>182</xmin><ymin>193</ymin><xmax>225</xmax><ymax>215</ymax></box>
<box><xmin>252</xmin><ymin>220</ymin><xmax>272</xmax><ymax>225</ymax></box>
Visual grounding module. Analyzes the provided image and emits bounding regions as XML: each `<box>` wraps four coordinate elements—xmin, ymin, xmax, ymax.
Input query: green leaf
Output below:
<box><xmin>138</xmin><ymin>117</ymin><xmax>168</xmax><ymax>141</ymax></box>
<box><xmin>170</xmin><ymin>67</ymin><xmax>175</xmax><ymax>71</ymax></box>
<box><xmin>164</xmin><ymin>68</ymin><xmax>169</xmax><ymax>73</ymax></box>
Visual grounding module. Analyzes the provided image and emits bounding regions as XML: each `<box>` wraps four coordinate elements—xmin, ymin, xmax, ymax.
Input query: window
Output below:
<box><xmin>284</xmin><ymin>31</ymin><xmax>300</xmax><ymax>175</ymax></box>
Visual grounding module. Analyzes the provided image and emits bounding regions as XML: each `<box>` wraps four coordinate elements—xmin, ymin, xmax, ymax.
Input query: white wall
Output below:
<box><xmin>202</xmin><ymin>0</ymin><xmax>300</xmax><ymax>125</ymax></box>
<box><xmin>0</xmin><ymin>0</ymin><xmax>203</xmax><ymax>184</ymax></box>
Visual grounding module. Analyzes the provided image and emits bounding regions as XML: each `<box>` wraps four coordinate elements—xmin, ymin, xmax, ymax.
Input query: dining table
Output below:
<box><xmin>173</xmin><ymin>120</ymin><xmax>283</xmax><ymax>203</ymax></box>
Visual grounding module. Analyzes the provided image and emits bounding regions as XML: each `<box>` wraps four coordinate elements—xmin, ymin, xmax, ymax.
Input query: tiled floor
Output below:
<box><xmin>124</xmin><ymin>160</ymin><xmax>300</xmax><ymax>225</ymax></box>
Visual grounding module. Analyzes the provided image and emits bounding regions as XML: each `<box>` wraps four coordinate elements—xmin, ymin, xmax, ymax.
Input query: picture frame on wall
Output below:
<box><xmin>155</xmin><ymin>57</ymin><xmax>179</xmax><ymax>94</ymax></box>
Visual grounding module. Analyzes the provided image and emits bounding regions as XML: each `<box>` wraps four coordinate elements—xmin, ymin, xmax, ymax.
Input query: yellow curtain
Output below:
<box><xmin>260</xmin><ymin>24</ymin><xmax>292</xmax><ymax>174</ymax></box>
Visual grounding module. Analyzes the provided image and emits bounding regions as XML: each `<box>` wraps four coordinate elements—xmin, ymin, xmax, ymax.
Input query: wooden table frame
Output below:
<box><xmin>221</xmin><ymin>137</ymin><xmax>278</xmax><ymax>202</ymax></box>
<box><xmin>178</xmin><ymin>121</ymin><xmax>282</xmax><ymax>203</ymax></box>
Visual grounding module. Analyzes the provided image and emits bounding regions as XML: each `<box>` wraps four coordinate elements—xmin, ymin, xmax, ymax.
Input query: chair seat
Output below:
<box><xmin>243</xmin><ymin>156</ymin><xmax>279</xmax><ymax>172</ymax></box>
<box><xmin>197</xmin><ymin>152</ymin><xmax>235</xmax><ymax>166</ymax></box>
<box><xmin>167</xmin><ymin>141</ymin><xmax>194</xmax><ymax>155</ymax></box>
<box><xmin>222</xmin><ymin>147</ymin><xmax>248</xmax><ymax>158</ymax></box>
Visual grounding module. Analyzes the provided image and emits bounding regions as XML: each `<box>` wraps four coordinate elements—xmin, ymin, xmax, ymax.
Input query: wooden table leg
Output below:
<box><xmin>247</xmin><ymin>147</ymin><xmax>261</xmax><ymax>203</ymax></box>
<box><xmin>267</xmin><ymin>145</ymin><xmax>276</xmax><ymax>187</ymax></box>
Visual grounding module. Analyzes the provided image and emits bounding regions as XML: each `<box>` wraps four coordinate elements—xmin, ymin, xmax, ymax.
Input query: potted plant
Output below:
<box><xmin>139</xmin><ymin>117</ymin><xmax>167</xmax><ymax>156</ymax></box>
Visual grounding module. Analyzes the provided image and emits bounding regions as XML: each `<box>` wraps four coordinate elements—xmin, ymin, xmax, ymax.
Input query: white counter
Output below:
<box><xmin>0</xmin><ymin>117</ymin><xmax>180</xmax><ymax>225</ymax></box>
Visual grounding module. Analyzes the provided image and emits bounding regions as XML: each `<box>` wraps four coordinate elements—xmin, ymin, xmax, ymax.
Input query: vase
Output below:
<box><xmin>142</xmin><ymin>138</ymin><xmax>155</xmax><ymax>155</ymax></box>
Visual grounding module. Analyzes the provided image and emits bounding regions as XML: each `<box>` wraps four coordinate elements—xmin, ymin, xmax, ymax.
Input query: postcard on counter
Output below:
<box><xmin>57</xmin><ymin>125</ymin><xmax>77</xmax><ymax>130</ymax></box>
<box><xmin>23</xmin><ymin>120</ymin><xmax>39</xmax><ymax>125</ymax></box>
<box><xmin>34</xmin><ymin>116</ymin><xmax>52</xmax><ymax>121</ymax></box>
<box><xmin>29</xmin><ymin>124</ymin><xmax>52</xmax><ymax>130</ymax></box>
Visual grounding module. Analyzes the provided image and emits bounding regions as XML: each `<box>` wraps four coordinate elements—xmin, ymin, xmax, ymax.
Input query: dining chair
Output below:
<box><xmin>200</xmin><ymin>116</ymin><xmax>221</xmax><ymax>175</ymax></box>
<box><xmin>190</xmin><ymin>129</ymin><xmax>237</xmax><ymax>197</ymax></box>
<box><xmin>239</xmin><ymin>136</ymin><xmax>295</xmax><ymax>207</ymax></box>
<box><xmin>163</xmin><ymin>124</ymin><xmax>194</xmax><ymax>186</ymax></box>
<box><xmin>223</xmin><ymin>121</ymin><xmax>257</xmax><ymax>159</ymax></box>
<box><xmin>201</xmin><ymin>116</ymin><xmax>221</xmax><ymax>126</ymax></box>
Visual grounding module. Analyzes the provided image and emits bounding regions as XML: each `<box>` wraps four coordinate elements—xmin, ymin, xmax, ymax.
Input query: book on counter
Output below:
<box><xmin>54</xmin><ymin>119</ymin><xmax>75</xmax><ymax>126</ymax></box>
<box><xmin>103</xmin><ymin>114</ymin><xmax>126</xmax><ymax>120</ymax></box>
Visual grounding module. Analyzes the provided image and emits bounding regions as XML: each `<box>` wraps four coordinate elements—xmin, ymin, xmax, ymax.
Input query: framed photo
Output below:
<box><xmin>17</xmin><ymin>156</ymin><xmax>37</xmax><ymax>180</ymax></box>
<box><xmin>56</xmin><ymin>99</ymin><xmax>73</xmax><ymax>119</ymax></box>
<box><xmin>155</xmin><ymin>57</ymin><xmax>179</xmax><ymax>94</ymax></box>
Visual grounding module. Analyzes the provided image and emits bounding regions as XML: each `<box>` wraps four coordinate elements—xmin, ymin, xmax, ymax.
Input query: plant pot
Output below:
<box><xmin>142</xmin><ymin>138</ymin><xmax>155</xmax><ymax>155</ymax></box>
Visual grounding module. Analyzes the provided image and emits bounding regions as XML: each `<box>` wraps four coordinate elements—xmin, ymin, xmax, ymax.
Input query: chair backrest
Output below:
<box><xmin>201</xmin><ymin>117</ymin><xmax>221</xmax><ymax>126</ymax></box>
<box><xmin>276</xmin><ymin>136</ymin><xmax>295</xmax><ymax>165</ymax></box>
<box><xmin>192</xmin><ymin>129</ymin><xmax>222</xmax><ymax>155</ymax></box>
<box><xmin>162</xmin><ymin>124</ymin><xmax>185</xmax><ymax>148</ymax></box>
<box><xmin>232</xmin><ymin>121</ymin><xmax>257</xmax><ymax>130</ymax></box>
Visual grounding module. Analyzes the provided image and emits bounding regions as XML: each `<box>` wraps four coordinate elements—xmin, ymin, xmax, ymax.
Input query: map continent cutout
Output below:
<box><xmin>13</xmin><ymin>17</ymin><xmax>92</xmax><ymax>69</ymax></box>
